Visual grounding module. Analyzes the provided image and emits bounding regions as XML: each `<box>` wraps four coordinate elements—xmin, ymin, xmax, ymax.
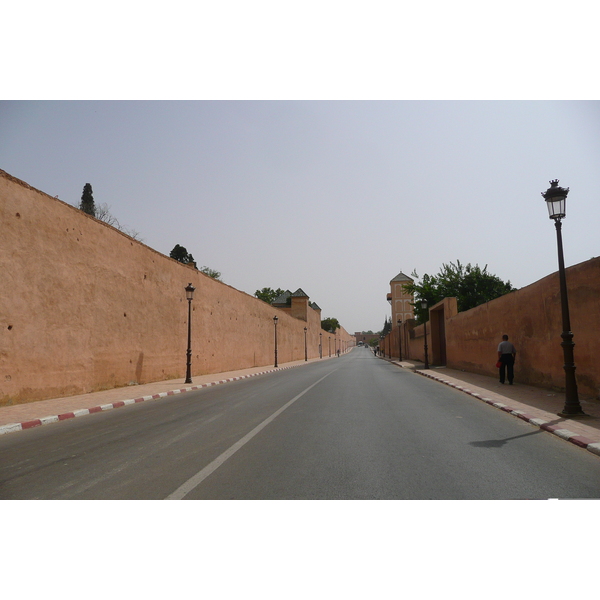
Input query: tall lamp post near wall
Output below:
<box><xmin>184</xmin><ymin>283</ymin><xmax>196</xmax><ymax>384</ymax></box>
<box><xmin>397</xmin><ymin>319</ymin><xmax>403</xmax><ymax>362</ymax></box>
<box><xmin>273</xmin><ymin>315</ymin><xmax>279</xmax><ymax>368</ymax></box>
<box><xmin>421</xmin><ymin>300</ymin><xmax>429</xmax><ymax>369</ymax></box>
<box><xmin>319</xmin><ymin>332</ymin><xmax>322</xmax><ymax>358</ymax></box>
<box><xmin>542</xmin><ymin>179</ymin><xmax>584</xmax><ymax>416</ymax></box>
<box><xmin>304</xmin><ymin>327</ymin><xmax>308</xmax><ymax>361</ymax></box>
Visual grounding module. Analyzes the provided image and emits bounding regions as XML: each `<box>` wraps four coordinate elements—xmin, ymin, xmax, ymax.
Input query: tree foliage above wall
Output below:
<box><xmin>79</xmin><ymin>183</ymin><xmax>95</xmax><ymax>216</ymax></box>
<box><xmin>199</xmin><ymin>266</ymin><xmax>222</xmax><ymax>281</ymax></box>
<box><xmin>170</xmin><ymin>244</ymin><xmax>196</xmax><ymax>265</ymax></box>
<box><xmin>403</xmin><ymin>260</ymin><xmax>516</xmax><ymax>322</ymax></box>
<box><xmin>77</xmin><ymin>183</ymin><xmax>142</xmax><ymax>240</ymax></box>
<box><xmin>321</xmin><ymin>317</ymin><xmax>340</xmax><ymax>332</ymax></box>
<box><xmin>170</xmin><ymin>244</ymin><xmax>222</xmax><ymax>281</ymax></box>
<box><xmin>381</xmin><ymin>317</ymin><xmax>392</xmax><ymax>336</ymax></box>
<box><xmin>255</xmin><ymin>287</ymin><xmax>286</xmax><ymax>304</ymax></box>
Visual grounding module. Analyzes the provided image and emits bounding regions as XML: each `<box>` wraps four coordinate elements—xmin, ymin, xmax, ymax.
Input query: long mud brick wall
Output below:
<box><xmin>0</xmin><ymin>170</ymin><xmax>354</xmax><ymax>406</ymax></box>
<box><xmin>385</xmin><ymin>257</ymin><xmax>600</xmax><ymax>398</ymax></box>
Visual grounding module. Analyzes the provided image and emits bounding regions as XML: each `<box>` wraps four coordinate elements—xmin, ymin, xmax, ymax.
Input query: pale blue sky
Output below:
<box><xmin>2</xmin><ymin>3</ymin><xmax>599</xmax><ymax>333</ymax></box>
<box><xmin>2</xmin><ymin>100</ymin><xmax>598</xmax><ymax>333</ymax></box>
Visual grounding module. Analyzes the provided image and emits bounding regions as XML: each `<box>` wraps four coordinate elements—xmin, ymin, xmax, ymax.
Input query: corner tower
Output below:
<box><xmin>387</xmin><ymin>271</ymin><xmax>414</xmax><ymax>324</ymax></box>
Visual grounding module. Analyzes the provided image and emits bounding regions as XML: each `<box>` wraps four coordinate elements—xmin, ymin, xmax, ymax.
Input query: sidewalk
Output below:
<box><xmin>388</xmin><ymin>358</ymin><xmax>600</xmax><ymax>458</ymax></box>
<box><xmin>2</xmin><ymin>354</ymin><xmax>600</xmax><ymax>460</ymax></box>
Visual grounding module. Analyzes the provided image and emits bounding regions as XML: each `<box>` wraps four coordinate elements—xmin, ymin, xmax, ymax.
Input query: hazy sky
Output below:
<box><xmin>1</xmin><ymin>100</ymin><xmax>599</xmax><ymax>333</ymax></box>
<box><xmin>2</xmin><ymin>4</ymin><xmax>599</xmax><ymax>334</ymax></box>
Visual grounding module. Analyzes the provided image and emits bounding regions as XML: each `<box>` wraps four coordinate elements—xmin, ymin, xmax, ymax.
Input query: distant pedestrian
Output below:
<box><xmin>497</xmin><ymin>334</ymin><xmax>517</xmax><ymax>385</ymax></box>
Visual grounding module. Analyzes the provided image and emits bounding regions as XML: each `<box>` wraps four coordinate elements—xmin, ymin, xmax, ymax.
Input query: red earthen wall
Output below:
<box><xmin>444</xmin><ymin>259</ymin><xmax>600</xmax><ymax>397</ymax></box>
<box><xmin>382</xmin><ymin>258</ymin><xmax>600</xmax><ymax>398</ymax></box>
<box><xmin>0</xmin><ymin>170</ymin><xmax>354</xmax><ymax>406</ymax></box>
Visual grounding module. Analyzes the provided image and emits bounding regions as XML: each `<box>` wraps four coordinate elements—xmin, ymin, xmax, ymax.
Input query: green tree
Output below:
<box><xmin>403</xmin><ymin>260</ymin><xmax>516</xmax><ymax>322</ymax></box>
<box><xmin>381</xmin><ymin>317</ymin><xmax>392</xmax><ymax>336</ymax></box>
<box><xmin>321</xmin><ymin>317</ymin><xmax>340</xmax><ymax>332</ymax></box>
<box><xmin>79</xmin><ymin>183</ymin><xmax>95</xmax><ymax>216</ymax></box>
<box><xmin>170</xmin><ymin>245</ymin><xmax>222</xmax><ymax>280</ymax></box>
<box><xmin>255</xmin><ymin>287</ymin><xmax>286</xmax><ymax>304</ymax></box>
<box><xmin>199</xmin><ymin>266</ymin><xmax>222</xmax><ymax>281</ymax></box>
<box><xmin>170</xmin><ymin>244</ymin><xmax>196</xmax><ymax>265</ymax></box>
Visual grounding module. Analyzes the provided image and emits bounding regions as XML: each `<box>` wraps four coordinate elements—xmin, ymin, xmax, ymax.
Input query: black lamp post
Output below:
<box><xmin>542</xmin><ymin>179</ymin><xmax>584</xmax><ymax>416</ymax></box>
<box><xmin>319</xmin><ymin>332</ymin><xmax>322</xmax><ymax>358</ymax></box>
<box><xmin>304</xmin><ymin>327</ymin><xmax>308</xmax><ymax>361</ymax></box>
<box><xmin>421</xmin><ymin>300</ymin><xmax>429</xmax><ymax>369</ymax></box>
<box><xmin>328</xmin><ymin>336</ymin><xmax>331</xmax><ymax>357</ymax></box>
<box><xmin>273</xmin><ymin>316</ymin><xmax>279</xmax><ymax>368</ymax></box>
<box><xmin>397</xmin><ymin>319</ymin><xmax>403</xmax><ymax>362</ymax></box>
<box><xmin>184</xmin><ymin>283</ymin><xmax>195</xmax><ymax>384</ymax></box>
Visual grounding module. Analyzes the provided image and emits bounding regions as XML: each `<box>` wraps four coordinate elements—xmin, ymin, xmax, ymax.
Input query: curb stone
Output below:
<box><xmin>416</xmin><ymin>370</ymin><xmax>600</xmax><ymax>459</ymax></box>
<box><xmin>0</xmin><ymin>364</ymin><xmax>303</xmax><ymax>437</ymax></box>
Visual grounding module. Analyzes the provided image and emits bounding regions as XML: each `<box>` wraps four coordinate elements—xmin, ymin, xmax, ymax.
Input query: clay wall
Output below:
<box><xmin>381</xmin><ymin>257</ymin><xmax>600</xmax><ymax>398</ymax></box>
<box><xmin>0</xmin><ymin>170</ymin><xmax>354</xmax><ymax>406</ymax></box>
<box><xmin>444</xmin><ymin>258</ymin><xmax>600</xmax><ymax>397</ymax></box>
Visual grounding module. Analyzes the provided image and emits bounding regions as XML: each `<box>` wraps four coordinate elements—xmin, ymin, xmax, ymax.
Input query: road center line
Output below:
<box><xmin>166</xmin><ymin>370</ymin><xmax>337</xmax><ymax>500</ymax></box>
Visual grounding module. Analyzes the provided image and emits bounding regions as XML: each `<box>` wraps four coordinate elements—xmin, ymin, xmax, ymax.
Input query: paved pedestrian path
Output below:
<box><xmin>2</xmin><ymin>353</ymin><xmax>600</xmax><ymax>459</ymax></box>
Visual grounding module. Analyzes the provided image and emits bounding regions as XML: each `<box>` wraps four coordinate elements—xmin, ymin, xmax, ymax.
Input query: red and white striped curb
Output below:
<box><xmin>417</xmin><ymin>370</ymin><xmax>600</xmax><ymax>458</ymax></box>
<box><xmin>0</xmin><ymin>364</ymin><xmax>302</xmax><ymax>436</ymax></box>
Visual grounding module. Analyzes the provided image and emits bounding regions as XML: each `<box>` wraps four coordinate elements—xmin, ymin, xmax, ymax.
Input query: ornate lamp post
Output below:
<box><xmin>397</xmin><ymin>319</ymin><xmax>403</xmax><ymax>362</ymax></box>
<box><xmin>184</xmin><ymin>283</ymin><xmax>195</xmax><ymax>384</ymax></box>
<box><xmin>421</xmin><ymin>300</ymin><xmax>429</xmax><ymax>369</ymax></box>
<box><xmin>273</xmin><ymin>315</ymin><xmax>279</xmax><ymax>368</ymax></box>
<box><xmin>319</xmin><ymin>332</ymin><xmax>322</xmax><ymax>358</ymax></box>
<box><xmin>304</xmin><ymin>327</ymin><xmax>308</xmax><ymax>361</ymax></box>
<box><xmin>542</xmin><ymin>179</ymin><xmax>584</xmax><ymax>416</ymax></box>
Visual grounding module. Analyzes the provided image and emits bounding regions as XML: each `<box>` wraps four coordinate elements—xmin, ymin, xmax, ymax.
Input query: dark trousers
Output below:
<box><xmin>499</xmin><ymin>354</ymin><xmax>514</xmax><ymax>384</ymax></box>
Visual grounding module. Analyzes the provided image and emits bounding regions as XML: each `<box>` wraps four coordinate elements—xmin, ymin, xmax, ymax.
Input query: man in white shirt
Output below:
<box><xmin>497</xmin><ymin>334</ymin><xmax>517</xmax><ymax>385</ymax></box>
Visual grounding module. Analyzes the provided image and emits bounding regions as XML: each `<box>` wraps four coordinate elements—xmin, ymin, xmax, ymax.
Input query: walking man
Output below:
<box><xmin>497</xmin><ymin>334</ymin><xmax>517</xmax><ymax>385</ymax></box>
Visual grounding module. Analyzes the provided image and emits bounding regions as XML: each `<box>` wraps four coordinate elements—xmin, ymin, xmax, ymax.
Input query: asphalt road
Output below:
<box><xmin>2</xmin><ymin>347</ymin><xmax>600</xmax><ymax>499</ymax></box>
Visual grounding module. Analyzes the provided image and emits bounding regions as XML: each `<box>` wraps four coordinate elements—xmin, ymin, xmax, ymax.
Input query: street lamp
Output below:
<box><xmin>542</xmin><ymin>179</ymin><xmax>584</xmax><ymax>416</ymax></box>
<box><xmin>273</xmin><ymin>316</ymin><xmax>279</xmax><ymax>368</ymax></box>
<box><xmin>184</xmin><ymin>283</ymin><xmax>195</xmax><ymax>384</ymax></box>
<box><xmin>304</xmin><ymin>327</ymin><xmax>308</xmax><ymax>361</ymax></box>
<box><xmin>421</xmin><ymin>300</ymin><xmax>429</xmax><ymax>369</ymax></box>
<box><xmin>397</xmin><ymin>319</ymin><xmax>403</xmax><ymax>362</ymax></box>
<box><xmin>319</xmin><ymin>332</ymin><xmax>322</xmax><ymax>358</ymax></box>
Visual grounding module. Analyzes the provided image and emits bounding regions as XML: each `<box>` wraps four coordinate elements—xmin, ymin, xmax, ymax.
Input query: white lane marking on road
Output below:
<box><xmin>166</xmin><ymin>370</ymin><xmax>337</xmax><ymax>500</ymax></box>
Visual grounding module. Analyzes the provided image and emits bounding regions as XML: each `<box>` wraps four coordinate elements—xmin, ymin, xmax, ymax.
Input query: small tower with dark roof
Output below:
<box><xmin>291</xmin><ymin>288</ymin><xmax>310</xmax><ymax>321</ymax></box>
<box><xmin>388</xmin><ymin>271</ymin><xmax>414</xmax><ymax>324</ymax></box>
